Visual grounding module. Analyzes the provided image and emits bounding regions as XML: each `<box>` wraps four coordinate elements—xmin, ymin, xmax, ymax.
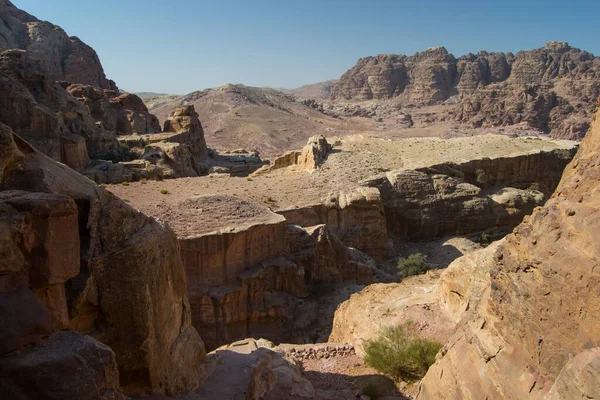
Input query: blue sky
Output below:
<box><xmin>12</xmin><ymin>0</ymin><xmax>600</xmax><ymax>94</ymax></box>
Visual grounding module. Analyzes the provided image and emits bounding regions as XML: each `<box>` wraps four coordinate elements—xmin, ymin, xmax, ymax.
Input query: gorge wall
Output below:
<box><xmin>0</xmin><ymin>126</ymin><xmax>205</xmax><ymax>397</ymax></box>
<box><xmin>331</xmin><ymin>42</ymin><xmax>600</xmax><ymax>139</ymax></box>
<box><xmin>413</xmin><ymin>101</ymin><xmax>600</xmax><ymax>398</ymax></box>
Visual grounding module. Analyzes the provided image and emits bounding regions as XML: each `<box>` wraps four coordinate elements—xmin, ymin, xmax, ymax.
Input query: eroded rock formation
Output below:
<box><xmin>332</xmin><ymin>42</ymin><xmax>600</xmax><ymax>139</ymax></box>
<box><xmin>0</xmin><ymin>125</ymin><xmax>205</xmax><ymax>396</ymax></box>
<box><xmin>67</xmin><ymin>84</ymin><xmax>160</xmax><ymax>135</ymax></box>
<box><xmin>415</xmin><ymin>101</ymin><xmax>600</xmax><ymax>398</ymax></box>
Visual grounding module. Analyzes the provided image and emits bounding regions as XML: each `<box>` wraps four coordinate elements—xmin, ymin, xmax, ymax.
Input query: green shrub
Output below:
<box><xmin>397</xmin><ymin>253</ymin><xmax>429</xmax><ymax>280</ymax></box>
<box><xmin>246</xmin><ymin>177</ymin><xmax>253</xmax><ymax>181</ymax></box>
<box><xmin>121</xmin><ymin>181</ymin><xmax>130</xmax><ymax>186</ymax></box>
<box><xmin>479</xmin><ymin>232</ymin><xmax>491</xmax><ymax>246</ymax></box>
<box><xmin>159</xmin><ymin>189</ymin><xmax>169</xmax><ymax>195</ymax></box>
<box><xmin>363</xmin><ymin>322</ymin><xmax>441</xmax><ymax>382</ymax></box>
<box><xmin>332</xmin><ymin>140</ymin><xmax>343</xmax><ymax>148</ymax></box>
<box><xmin>140</xmin><ymin>178</ymin><xmax>147</xmax><ymax>184</ymax></box>
<box><xmin>527</xmin><ymin>182</ymin><xmax>540</xmax><ymax>192</ymax></box>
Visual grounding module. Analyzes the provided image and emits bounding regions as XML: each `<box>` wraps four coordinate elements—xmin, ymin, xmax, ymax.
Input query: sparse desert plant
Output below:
<box><xmin>363</xmin><ymin>322</ymin><xmax>441</xmax><ymax>382</ymax></box>
<box><xmin>332</xmin><ymin>140</ymin><xmax>343</xmax><ymax>148</ymax></box>
<box><xmin>159</xmin><ymin>189</ymin><xmax>169</xmax><ymax>195</ymax></box>
<box><xmin>474</xmin><ymin>168</ymin><xmax>487</xmax><ymax>186</ymax></box>
<box><xmin>478</xmin><ymin>232</ymin><xmax>491</xmax><ymax>247</ymax></box>
<box><xmin>121</xmin><ymin>181</ymin><xmax>130</xmax><ymax>186</ymax></box>
<box><xmin>140</xmin><ymin>178</ymin><xmax>147</xmax><ymax>184</ymax></box>
<box><xmin>99</xmin><ymin>183</ymin><xmax>108</xmax><ymax>188</ymax></box>
<box><xmin>527</xmin><ymin>182</ymin><xmax>540</xmax><ymax>192</ymax></box>
<box><xmin>397</xmin><ymin>253</ymin><xmax>429</xmax><ymax>280</ymax></box>
<box><xmin>262</xmin><ymin>196</ymin><xmax>276</xmax><ymax>204</ymax></box>
<box><xmin>123</xmin><ymin>199</ymin><xmax>130</xmax><ymax>203</ymax></box>
<box><xmin>246</xmin><ymin>177</ymin><xmax>253</xmax><ymax>181</ymax></box>
<box><xmin>361</xmin><ymin>383</ymin><xmax>380</xmax><ymax>400</ymax></box>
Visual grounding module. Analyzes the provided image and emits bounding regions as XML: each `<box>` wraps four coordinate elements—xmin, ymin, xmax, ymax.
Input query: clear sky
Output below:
<box><xmin>12</xmin><ymin>0</ymin><xmax>600</xmax><ymax>94</ymax></box>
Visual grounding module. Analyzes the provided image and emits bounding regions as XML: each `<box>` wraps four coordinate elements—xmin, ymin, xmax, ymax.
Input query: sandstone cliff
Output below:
<box><xmin>0</xmin><ymin>125</ymin><xmax>205</xmax><ymax>397</ymax></box>
<box><xmin>0</xmin><ymin>0</ymin><xmax>116</xmax><ymax>90</ymax></box>
<box><xmin>332</xmin><ymin>42</ymin><xmax>600</xmax><ymax>139</ymax></box>
<box><xmin>416</xmin><ymin>101</ymin><xmax>600</xmax><ymax>398</ymax></box>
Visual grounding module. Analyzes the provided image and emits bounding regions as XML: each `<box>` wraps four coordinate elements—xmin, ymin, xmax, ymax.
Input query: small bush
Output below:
<box><xmin>363</xmin><ymin>322</ymin><xmax>441</xmax><ymax>382</ymax></box>
<box><xmin>332</xmin><ymin>140</ymin><xmax>343</xmax><ymax>148</ymax></box>
<box><xmin>159</xmin><ymin>189</ymin><xmax>169</xmax><ymax>195</ymax></box>
<box><xmin>246</xmin><ymin>177</ymin><xmax>253</xmax><ymax>181</ymax></box>
<box><xmin>397</xmin><ymin>253</ymin><xmax>429</xmax><ymax>280</ymax></box>
<box><xmin>140</xmin><ymin>178</ymin><xmax>147</xmax><ymax>184</ymax></box>
<box><xmin>121</xmin><ymin>181</ymin><xmax>130</xmax><ymax>186</ymax></box>
<box><xmin>99</xmin><ymin>183</ymin><xmax>108</xmax><ymax>188</ymax></box>
<box><xmin>479</xmin><ymin>232</ymin><xmax>491</xmax><ymax>247</ymax></box>
<box><xmin>262</xmin><ymin>196</ymin><xmax>275</xmax><ymax>204</ymax></box>
<box><xmin>361</xmin><ymin>383</ymin><xmax>380</xmax><ymax>400</ymax></box>
<box><xmin>527</xmin><ymin>182</ymin><xmax>540</xmax><ymax>192</ymax></box>
<box><xmin>123</xmin><ymin>199</ymin><xmax>130</xmax><ymax>203</ymax></box>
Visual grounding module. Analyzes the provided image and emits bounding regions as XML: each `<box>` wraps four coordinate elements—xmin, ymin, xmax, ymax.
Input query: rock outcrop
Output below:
<box><xmin>416</xmin><ymin>100</ymin><xmax>600</xmax><ymax>398</ymax></box>
<box><xmin>0</xmin><ymin>49</ymin><xmax>122</xmax><ymax>169</ymax></box>
<box><xmin>299</xmin><ymin>135</ymin><xmax>332</xmax><ymax>170</ymax></box>
<box><xmin>362</xmin><ymin>147</ymin><xmax>576</xmax><ymax>240</ymax></box>
<box><xmin>67</xmin><ymin>84</ymin><xmax>160</xmax><ymax>135</ymax></box>
<box><xmin>0</xmin><ymin>126</ymin><xmax>205</xmax><ymax>396</ymax></box>
<box><xmin>332</xmin><ymin>42</ymin><xmax>600</xmax><ymax>139</ymax></box>
<box><xmin>0</xmin><ymin>0</ymin><xmax>116</xmax><ymax>90</ymax></box>
<box><xmin>152</xmin><ymin>194</ymin><xmax>375</xmax><ymax>351</ymax></box>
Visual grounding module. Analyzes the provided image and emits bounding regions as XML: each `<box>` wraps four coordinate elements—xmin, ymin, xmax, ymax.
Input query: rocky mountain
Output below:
<box><xmin>278</xmin><ymin>79</ymin><xmax>338</xmax><ymax>100</ymax></box>
<box><xmin>146</xmin><ymin>84</ymin><xmax>348</xmax><ymax>156</ymax></box>
<box><xmin>332</xmin><ymin>42</ymin><xmax>600</xmax><ymax>139</ymax></box>
<box><xmin>0</xmin><ymin>0</ymin><xmax>116</xmax><ymax>90</ymax></box>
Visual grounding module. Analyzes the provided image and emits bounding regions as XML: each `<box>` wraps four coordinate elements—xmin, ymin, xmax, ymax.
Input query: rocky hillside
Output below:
<box><xmin>147</xmin><ymin>84</ymin><xmax>352</xmax><ymax>156</ymax></box>
<box><xmin>0</xmin><ymin>0</ymin><xmax>116</xmax><ymax>90</ymax></box>
<box><xmin>413</xmin><ymin>101</ymin><xmax>600</xmax><ymax>398</ymax></box>
<box><xmin>332</xmin><ymin>42</ymin><xmax>600</xmax><ymax>140</ymax></box>
<box><xmin>278</xmin><ymin>79</ymin><xmax>338</xmax><ymax>100</ymax></box>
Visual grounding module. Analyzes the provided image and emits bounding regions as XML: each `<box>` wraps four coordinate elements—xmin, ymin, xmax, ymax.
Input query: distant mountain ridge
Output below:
<box><xmin>332</xmin><ymin>42</ymin><xmax>600</xmax><ymax>139</ymax></box>
<box><xmin>278</xmin><ymin>79</ymin><xmax>338</xmax><ymax>100</ymax></box>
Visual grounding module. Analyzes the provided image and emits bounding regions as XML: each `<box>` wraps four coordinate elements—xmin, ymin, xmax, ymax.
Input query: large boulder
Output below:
<box><xmin>298</xmin><ymin>135</ymin><xmax>331</xmax><ymax>170</ymax></box>
<box><xmin>0</xmin><ymin>331</ymin><xmax>124</xmax><ymax>400</ymax></box>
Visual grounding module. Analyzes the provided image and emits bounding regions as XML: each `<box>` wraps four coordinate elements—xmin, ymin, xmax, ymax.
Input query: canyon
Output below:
<box><xmin>1</xmin><ymin>0</ymin><xmax>599</xmax><ymax>398</ymax></box>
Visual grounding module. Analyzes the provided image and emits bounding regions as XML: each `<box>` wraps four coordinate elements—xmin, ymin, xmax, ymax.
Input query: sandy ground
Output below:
<box><xmin>109</xmin><ymin>134</ymin><xmax>576</xmax><ymax>229</ymax></box>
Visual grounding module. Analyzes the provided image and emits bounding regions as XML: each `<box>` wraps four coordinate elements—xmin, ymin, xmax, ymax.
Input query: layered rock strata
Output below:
<box><xmin>362</xmin><ymin>147</ymin><xmax>576</xmax><ymax>240</ymax></box>
<box><xmin>155</xmin><ymin>195</ymin><xmax>375</xmax><ymax>351</ymax></box>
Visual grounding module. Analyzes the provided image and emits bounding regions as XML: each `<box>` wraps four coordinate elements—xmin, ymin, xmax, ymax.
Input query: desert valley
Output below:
<box><xmin>0</xmin><ymin>0</ymin><xmax>599</xmax><ymax>399</ymax></box>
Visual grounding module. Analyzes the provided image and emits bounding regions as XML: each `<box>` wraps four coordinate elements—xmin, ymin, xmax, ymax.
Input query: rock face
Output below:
<box><xmin>0</xmin><ymin>0</ymin><xmax>116</xmax><ymax>90</ymax></box>
<box><xmin>332</xmin><ymin>42</ymin><xmax>600</xmax><ymax>139</ymax></box>
<box><xmin>416</xmin><ymin>100</ymin><xmax>600</xmax><ymax>398</ymax></box>
<box><xmin>67</xmin><ymin>84</ymin><xmax>160</xmax><ymax>135</ymax></box>
<box><xmin>0</xmin><ymin>126</ymin><xmax>205</xmax><ymax>396</ymax></box>
<box><xmin>159</xmin><ymin>195</ymin><xmax>375</xmax><ymax>351</ymax></box>
<box><xmin>279</xmin><ymin>187</ymin><xmax>389</xmax><ymax>262</ymax></box>
<box><xmin>362</xmin><ymin>147</ymin><xmax>576</xmax><ymax>240</ymax></box>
